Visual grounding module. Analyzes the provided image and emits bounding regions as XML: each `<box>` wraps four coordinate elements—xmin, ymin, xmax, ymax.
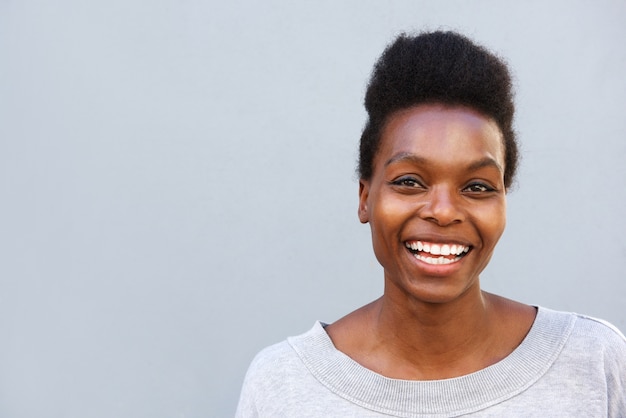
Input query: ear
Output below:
<box><xmin>358</xmin><ymin>180</ymin><xmax>370</xmax><ymax>224</ymax></box>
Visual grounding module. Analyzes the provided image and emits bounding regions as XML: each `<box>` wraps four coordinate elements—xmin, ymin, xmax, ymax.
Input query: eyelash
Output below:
<box><xmin>390</xmin><ymin>177</ymin><xmax>424</xmax><ymax>188</ymax></box>
<box><xmin>462</xmin><ymin>182</ymin><xmax>496</xmax><ymax>193</ymax></box>
<box><xmin>390</xmin><ymin>177</ymin><xmax>496</xmax><ymax>193</ymax></box>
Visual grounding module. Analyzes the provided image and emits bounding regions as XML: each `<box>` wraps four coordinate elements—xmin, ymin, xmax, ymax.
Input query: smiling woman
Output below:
<box><xmin>235</xmin><ymin>31</ymin><xmax>626</xmax><ymax>417</ymax></box>
<box><xmin>357</xmin><ymin>105</ymin><xmax>508</xmax><ymax>310</ymax></box>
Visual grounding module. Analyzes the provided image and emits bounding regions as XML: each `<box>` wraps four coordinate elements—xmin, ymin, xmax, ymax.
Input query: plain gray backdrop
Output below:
<box><xmin>1</xmin><ymin>1</ymin><xmax>625</xmax><ymax>417</ymax></box>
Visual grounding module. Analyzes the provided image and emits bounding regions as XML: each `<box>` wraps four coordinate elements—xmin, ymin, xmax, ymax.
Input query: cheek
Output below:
<box><xmin>368</xmin><ymin>196</ymin><xmax>407</xmax><ymax>256</ymax></box>
<box><xmin>371</xmin><ymin>194</ymin><xmax>408</xmax><ymax>232</ymax></box>
<box><xmin>481</xmin><ymin>203</ymin><xmax>507</xmax><ymax>246</ymax></box>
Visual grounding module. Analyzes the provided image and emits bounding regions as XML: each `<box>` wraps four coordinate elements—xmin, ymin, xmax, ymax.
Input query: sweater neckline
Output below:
<box><xmin>288</xmin><ymin>307</ymin><xmax>575</xmax><ymax>417</ymax></box>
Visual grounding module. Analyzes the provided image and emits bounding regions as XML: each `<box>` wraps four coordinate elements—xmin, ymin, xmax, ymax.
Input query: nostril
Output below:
<box><xmin>419</xmin><ymin>192</ymin><xmax>464</xmax><ymax>226</ymax></box>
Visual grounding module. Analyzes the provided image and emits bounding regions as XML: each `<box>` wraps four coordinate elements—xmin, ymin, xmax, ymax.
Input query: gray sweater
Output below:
<box><xmin>236</xmin><ymin>307</ymin><xmax>626</xmax><ymax>417</ymax></box>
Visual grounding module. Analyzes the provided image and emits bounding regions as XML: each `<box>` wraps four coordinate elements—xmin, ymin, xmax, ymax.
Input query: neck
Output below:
<box><xmin>368</xmin><ymin>279</ymin><xmax>498</xmax><ymax>379</ymax></box>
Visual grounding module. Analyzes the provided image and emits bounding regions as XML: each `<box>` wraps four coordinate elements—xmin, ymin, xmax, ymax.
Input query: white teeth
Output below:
<box><xmin>405</xmin><ymin>241</ymin><xmax>470</xmax><ymax>256</ymax></box>
<box><xmin>415</xmin><ymin>255</ymin><xmax>457</xmax><ymax>265</ymax></box>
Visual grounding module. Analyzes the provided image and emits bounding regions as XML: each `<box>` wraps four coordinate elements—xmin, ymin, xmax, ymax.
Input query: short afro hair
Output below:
<box><xmin>358</xmin><ymin>31</ymin><xmax>518</xmax><ymax>189</ymax></box>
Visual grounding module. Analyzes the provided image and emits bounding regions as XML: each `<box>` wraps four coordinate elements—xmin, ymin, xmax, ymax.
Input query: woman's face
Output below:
<box><xmin>358</xmin><ymin>104</ymin><xmax>507</xmax><ymax>304</ymax></box>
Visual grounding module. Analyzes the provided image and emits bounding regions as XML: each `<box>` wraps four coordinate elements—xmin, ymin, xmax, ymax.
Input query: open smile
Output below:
<box><xmin>404</xmin><ymin>240</ymin><xmax>471</xmax><ymax>265</ymax></box>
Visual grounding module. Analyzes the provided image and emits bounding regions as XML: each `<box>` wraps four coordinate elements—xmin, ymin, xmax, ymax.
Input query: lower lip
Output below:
<box><xmin>408</xmin><ymin>250</ymin><xmax>468</xmax><ymax>276</ymax></box>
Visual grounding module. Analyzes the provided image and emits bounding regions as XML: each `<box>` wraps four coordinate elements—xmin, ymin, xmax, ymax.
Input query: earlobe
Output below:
<box><xmin>358</xmin><ymin>180</ymin><xmax>369</xmax><ymax>224</ymax></box>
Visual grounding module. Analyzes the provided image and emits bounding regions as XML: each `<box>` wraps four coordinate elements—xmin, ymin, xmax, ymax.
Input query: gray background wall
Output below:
<box><xmin>1</xmin><ymin>1</ymin><xmax>625</xmax><ymax>417</ymax></box>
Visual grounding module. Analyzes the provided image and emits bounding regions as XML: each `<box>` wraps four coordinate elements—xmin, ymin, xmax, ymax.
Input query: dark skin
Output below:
<box><xmin>326</xmin><ymin>104</ymin><xmax>536</xmax><ymax>380</ymax></box>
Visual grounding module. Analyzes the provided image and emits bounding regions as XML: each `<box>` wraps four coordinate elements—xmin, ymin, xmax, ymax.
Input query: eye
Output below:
<box><xmin>390</xmin><ymin>176</ymin><xmax>425</xmax><ymax>189</ymax></box>
<box><xmin>462</xmin><ymin>182</ymin><xmax>495</xmax><ymax>193</ymax></box>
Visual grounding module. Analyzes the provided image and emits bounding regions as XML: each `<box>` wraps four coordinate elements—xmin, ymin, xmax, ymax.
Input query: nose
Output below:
<box><xmin>419</xmin><ymin>186</ymin><xmax>464</xmax><ymax>226</ymax></box>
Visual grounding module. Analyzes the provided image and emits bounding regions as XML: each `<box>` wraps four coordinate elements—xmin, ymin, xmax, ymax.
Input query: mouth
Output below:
<box><xmin>404</xmin><ymin>240</ymin><xmax>471</xmax><ymax>265</ymax></box>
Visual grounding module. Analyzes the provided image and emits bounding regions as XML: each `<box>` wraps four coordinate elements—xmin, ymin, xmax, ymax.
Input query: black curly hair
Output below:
<box><xmin>358</xmin><ymin>31</ymin><xmax>518</xmax><ymax>189</ymax></box>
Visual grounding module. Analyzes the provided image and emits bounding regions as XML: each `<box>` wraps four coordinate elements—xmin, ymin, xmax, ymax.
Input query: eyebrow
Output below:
<box><xmin>385</xmin><ymin>152</ymin><xmax>503</xmax><ymax>173</ymax></box>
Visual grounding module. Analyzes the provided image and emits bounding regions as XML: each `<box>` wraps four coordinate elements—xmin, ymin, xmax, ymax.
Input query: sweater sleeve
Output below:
<box><xmin>234</xmin><ymin>340</ymin><xmax>297</xmax><ymax>418</ymax></box>
<box><xmin>235</xmin><ymin>374</ymin><xmax>258</xmax><ymax>418</ymax></box>
<box><xmin>234</xmin><ymin>354</ymin><xmax>262</xmax><ymax>418</ymax></box>
<box><xmin>603</xmin><ymin>321</ymin><xmax>626</xmax><ymax>417</ymax></box>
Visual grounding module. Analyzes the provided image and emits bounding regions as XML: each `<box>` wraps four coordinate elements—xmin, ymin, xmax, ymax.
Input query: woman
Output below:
<box><xmin>236</xmin><ymin>31</ymin><xmax>626</xmax><ymax>417</ymax></box>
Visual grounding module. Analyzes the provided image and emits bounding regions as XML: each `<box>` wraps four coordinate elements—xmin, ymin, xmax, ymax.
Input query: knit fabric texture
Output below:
<box><xmin>236</xmin><ymin>307</ymin><xmax>626</xmax><ymax>417</ymax></box>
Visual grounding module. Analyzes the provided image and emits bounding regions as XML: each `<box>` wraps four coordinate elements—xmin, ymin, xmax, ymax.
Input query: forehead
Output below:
<box><xmin>376</xmin><ymin>104</ymin><xmax>505</xmax><ymax>170</ymax></box>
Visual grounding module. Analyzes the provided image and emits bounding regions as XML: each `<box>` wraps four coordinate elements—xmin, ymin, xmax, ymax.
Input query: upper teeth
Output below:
<box><xmin>406</xmin><ymin>241</ymin><xmax>469</xmax><ymax>256</ymax></box>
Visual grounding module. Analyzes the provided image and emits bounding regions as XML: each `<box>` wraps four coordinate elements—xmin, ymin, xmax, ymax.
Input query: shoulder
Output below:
<box><xmin>246</xmin><ymin>340</ymin><xmax>294</xmax><ymax>373</ymax></box>
<box><xmin>243</xmin><ymin>330</ymin><xmax>311</xmax><ymax>384</ymax></box>
<box><xmin>540</xmin><ymin>308</ymin><xmax>626</xmax><ymax>384</ymax></box>
<box><xmin>535</xmin><ymin>307</ymin><xmax>624</xmax><ymax>340</ymax></box>
<box><xmin>565</xmin><ymin>311</ymin><xmax>626</xmax><ymax>352</ymax></box>
<box><xmin>239</xmin><ymin>322</ymin><xmax>325</xmax><ymax>394</ymax></box>
<box><xmin>235</xmin><ymin>323</ymin><xmax>326</xmax><ymax>417</ymax></box>
<box><xmin>522</xmin><ymin>308</ymin><xmax>626</xmax><ymax>415</ymax></box>
<box><xmin>536</xmin><ymin>307</ymin><xmax>625</xmax><ymax>352</ymax></box>
<box><xmin>527</xmin><ymin>307</ymin><xmax>626</xmax><ymax>383</ymax></box>
<box><xmin>563</xmin><ymin>312</ymin><xmax>626</xmax><ymax>415</ymax></box>
<box><xmin>566</xmin><ymin>311</ymin><xmax>626</xmax><ymax>368</ymax></box>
